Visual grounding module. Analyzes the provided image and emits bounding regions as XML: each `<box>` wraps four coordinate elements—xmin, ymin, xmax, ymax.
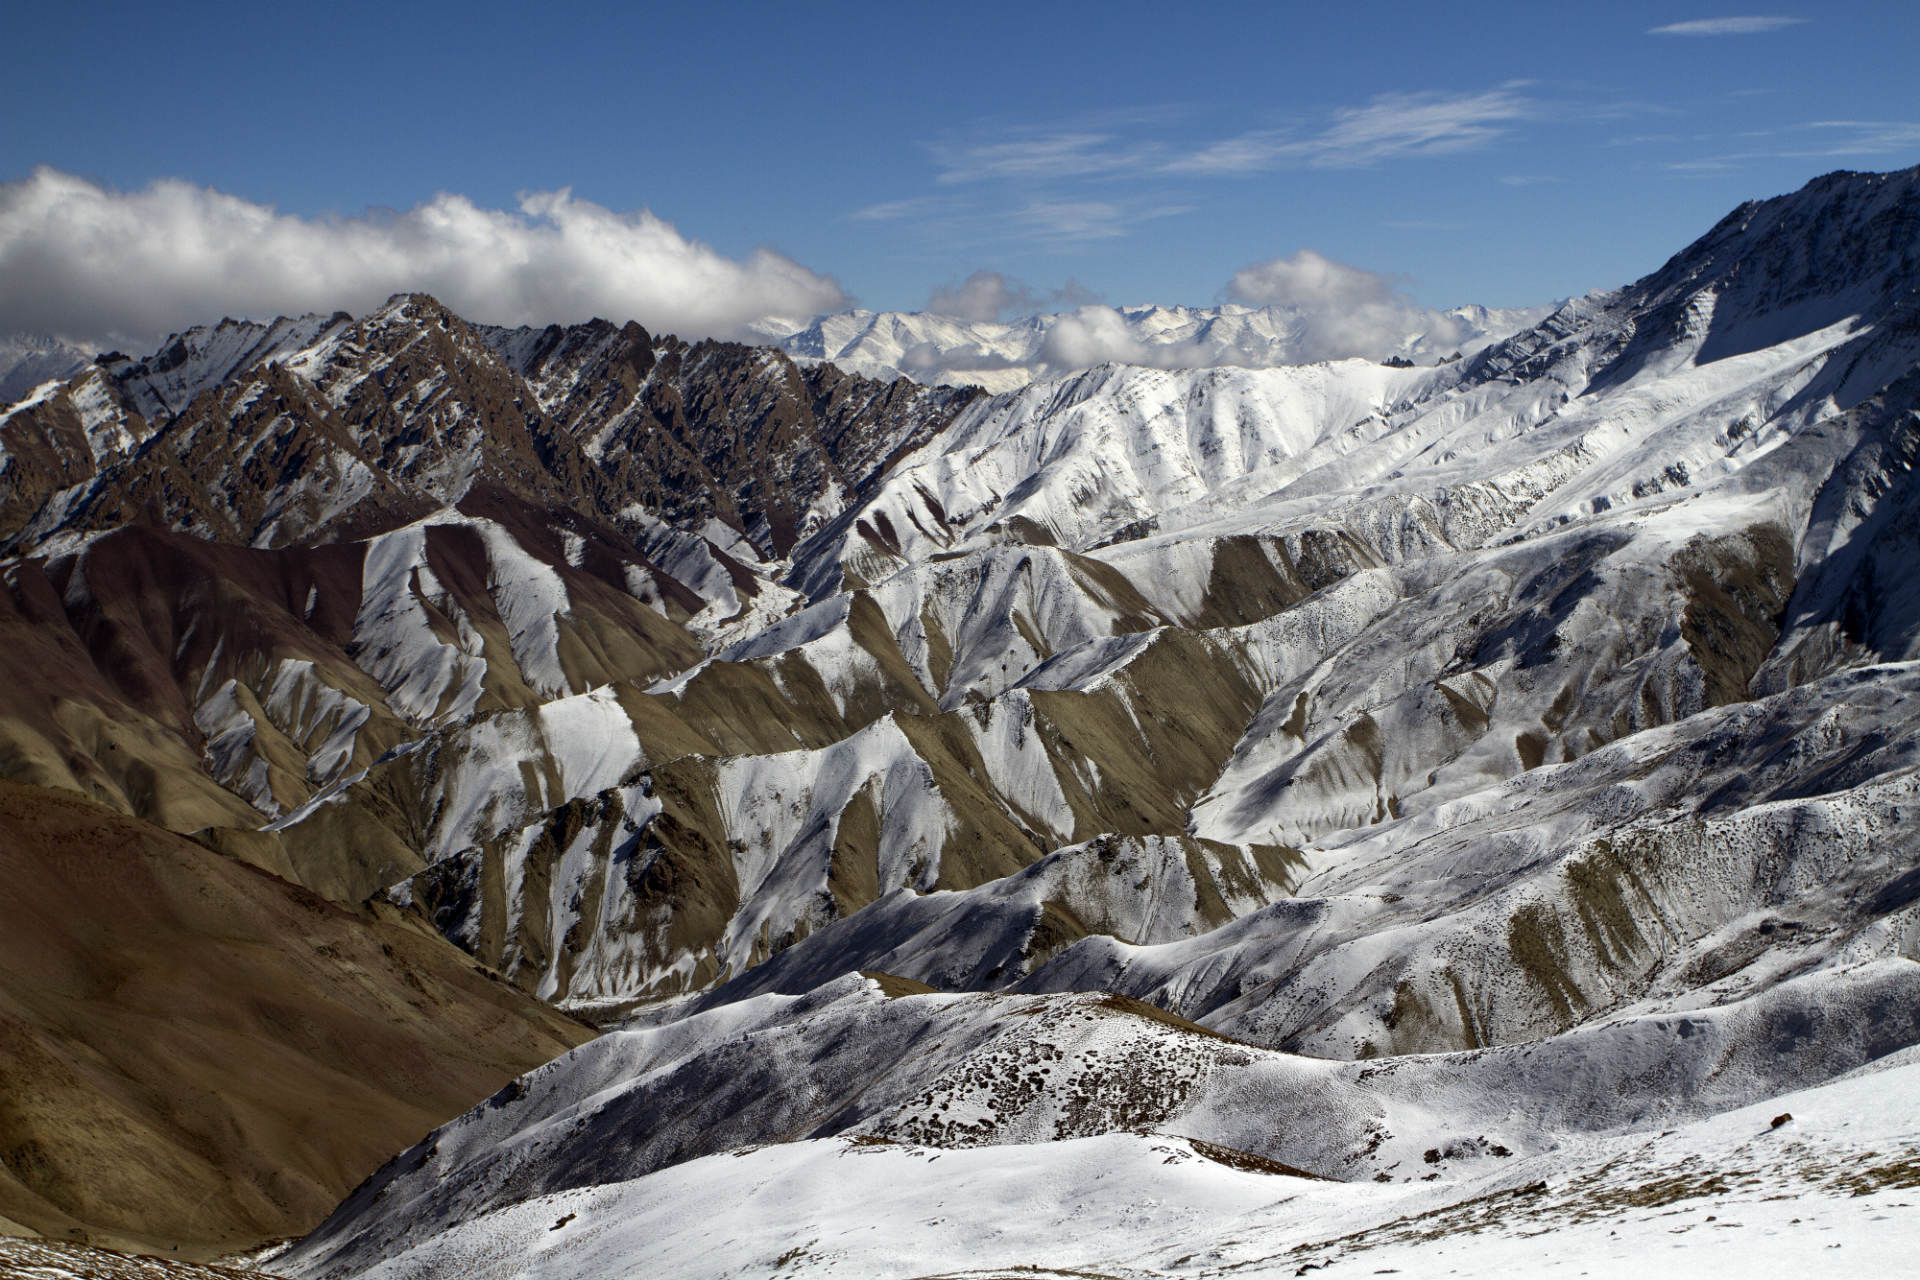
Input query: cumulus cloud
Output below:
<box><xmin>0</xmin><ymin>167</ymin><xmax>847</xmax><ymax>350</ymax></box>
<box><xmin>1226</xmin><ymin>249</ymin><xmax>1401</xmax><ymax>311</ymax></box>
<box><xmin>1037</xmin><ymin>308</ymin><xmax>1155</xmax><ymax>369</ymax></box>
<box><xmin>1225</xmin><ymin>249</ymin><xmax>1472</xmax><ymax>362</ymax></box>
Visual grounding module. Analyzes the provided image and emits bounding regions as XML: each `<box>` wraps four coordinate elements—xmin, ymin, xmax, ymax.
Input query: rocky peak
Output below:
<box><xmin>1461</xmin><ymin>165</ymin><xmax>1920</xmax><ymax>400</ymax></box>
<box><xmin>1628</xmin><ymin>165</ymin><xmax>1920</xmax><ymax>347</ymax></box>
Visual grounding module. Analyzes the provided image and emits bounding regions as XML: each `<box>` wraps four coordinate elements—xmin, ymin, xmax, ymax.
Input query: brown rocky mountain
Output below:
<box><xmin>483</xmin><ymin>318</ymin><xmax>981</xmax><ymax>558</ymax></box>
<box><xmin>0</xmin><ymin>296</ymin><xmax>976</xmax><ymax>560</ymax></box>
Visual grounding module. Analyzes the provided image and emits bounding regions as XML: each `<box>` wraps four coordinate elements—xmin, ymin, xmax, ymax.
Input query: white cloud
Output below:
<box><xmin>927</xmin><ymin>271</ymin><xmax>1033</xmax><ymax>322</ymax></box>
<box><xmin>1012</xmin><ymin>199</ymin><xmax>1132</xmax><ymax>242</ymax></box>
<box><xmin>923</xmin><ymin>271</ymin><xmax>1101</xmax><ymax>322</ymax></box>
<box><xmin>1658</xmin><ymin>119</ymin><xmax>1920</xmax><ymax>174</ymax></box>
<box><xmin>1648</xmin><ymin>16</ymin><xmax>1806</xmax><ymax>36</ymax></box>
<box><xmin>1225</xmin><ymin>249</ymin><xmax>1476</xmax><ymax>362</ymax></box>
<box><xmin>1664</xmin><ymin>156</ymin><xmax>1752</xmax><ymax>173</ymax></box>
<box><xmin>1037</xmin><ymin>307</ymin><xmax>1153</xmax><ymax>368</ymax></box>
<box><xmin>1306</xmin><ymin>89</ymin><xmax>1536</xmax><ymax>166</ymax></box>
<box><xmin>0</xmin><ymin>168</ymin><xmax>848</xmax><ymax>350</ymax></box>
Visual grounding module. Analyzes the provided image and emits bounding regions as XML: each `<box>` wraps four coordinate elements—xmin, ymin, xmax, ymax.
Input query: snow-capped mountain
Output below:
<box><xmin>2</xmin><ymin>165</ymin><xmax>1920</xmax><ymax>1272</ymax></box>
<box><xmin>749</xmin><ymin>299</ymin><xmax>1551</xmax><ymax>393</ymax></box>
<box><xmin>0</xmin><ymin>331</ymin><xmax>90</xmax><ymax>403</ymax></box>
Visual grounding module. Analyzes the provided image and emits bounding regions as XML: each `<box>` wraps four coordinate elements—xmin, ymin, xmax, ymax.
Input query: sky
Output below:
<box><xmin>3</xmin><ymin>1</ymin><xmax>1918</xmax><ymax>350</ymax></box>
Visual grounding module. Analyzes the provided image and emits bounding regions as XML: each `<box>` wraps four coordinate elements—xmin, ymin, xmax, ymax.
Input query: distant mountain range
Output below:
<box><xmin>749</xmin><ymin>299</ymin><xmax>1551</xmax><ymax>392</ymax></box>
<box><xmin>0</xmin><ymin>331</ymin><xmax>90</xmax><ymax>402</ymax></box>
<box><xmin>2</xmin><ymin>302</ymin><xmax>1549</xmax><ymax>408</ymax></box>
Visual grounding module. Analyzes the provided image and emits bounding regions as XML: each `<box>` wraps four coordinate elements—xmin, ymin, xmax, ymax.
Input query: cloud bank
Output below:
<box><xmin>0</xmin><ymin>168</ymin><xmax>847</xmax><ymax>350</ymax></box>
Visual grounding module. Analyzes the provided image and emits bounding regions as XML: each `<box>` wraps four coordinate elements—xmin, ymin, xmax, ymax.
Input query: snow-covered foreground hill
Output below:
<box><xmin>277</xmin><ymin>988</ymin><xmax>1920</xmax><ymax>1278</ymax></box>
<box><xmin>3</xmin><ymin>165</ymin><xmax>1920</xmax><ymax>1269</ymax></box>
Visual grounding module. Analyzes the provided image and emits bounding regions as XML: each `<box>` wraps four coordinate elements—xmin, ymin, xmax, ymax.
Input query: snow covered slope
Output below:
<box><xmin>278</xmin><ymin>977</ymin><xmax>1920</xmax><ymax>1279</ymax></box>
<box><xmin>295</xmin><ymin>1052</ymin><xmax>1920</xmax><ymax>1280</ymax></box>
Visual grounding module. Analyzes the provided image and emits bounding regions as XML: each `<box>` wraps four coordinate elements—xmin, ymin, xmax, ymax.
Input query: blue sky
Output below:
<box><xmin>3</xmin><ymin>1</ymin><xmax>1918</xmax><ymax>344</ymax></box>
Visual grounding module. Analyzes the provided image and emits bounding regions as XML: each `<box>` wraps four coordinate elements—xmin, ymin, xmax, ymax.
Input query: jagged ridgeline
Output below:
<box><xmin>2</xmin><ymin>165</ymin><xmax>1920</xmax><ymax>1266</ymax></box>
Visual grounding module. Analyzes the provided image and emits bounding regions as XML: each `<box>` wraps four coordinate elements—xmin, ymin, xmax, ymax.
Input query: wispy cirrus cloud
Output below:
<box><xmin>928</xmin><ymin>87</ymin><xmax>1538</xmax><ymax>188</ymax></box>
<box><xmin>1011</xmin><ymin>198</ymin><xmax>1195</xmax><ymax>245</ymax></box>
<box><xmin>1664</xmin><ymin>156</ymin><xmax>1752</xmax><ymax>174</ymax></box>
<box><xmin>1240</xmin><ymin>87</ymin><xmax>1527</xmax><ymax>170</ymax></box>
<box><xmin>1663</xmin><ymin>119</ymin><xmax>1920</xmax><ymax>174</ymax></box>
<box><xmin>1648</xmin><ymin>16</ymin><xmax>1806</xmax><ymax>36</ymax></box>
<box><xmin>848</xmin><ymin>195</ymin><xmax>959</xmax><ymax>223</ymax></box>
<box><xmin>1169</xmin><ymin>88</ymin><xmax>1536</xmax><ymax>174</ymax></box>
<box><xmin>870</xmin><ymin>85</ymin><xmax>1547</xmax><ymax>250</ymax></box>
<box><xmin>844</xmin><ymin>189</ymin><xmax>1194</xmax><ymax>252</ymax></box>
<box><xmin>1794</xmin><ymin>120</ymin><xmax>1920</xmax><ymax>156</ymax></box>
<box><xmin>931</xmin><ymin>132</ymin><xmax>1159</xmax><ymax>185</ymax></box>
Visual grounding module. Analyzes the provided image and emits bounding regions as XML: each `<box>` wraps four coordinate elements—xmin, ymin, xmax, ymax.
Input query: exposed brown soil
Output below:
<box><xmin>0</xmin><ymin>782</ymin><xmax>592</xmax><ymax>1259</ymax></box>
<box><xmin>860</xmin><ymin>971</ymin><xmax>940</xmax><ymax>999</ymax></box>
<box><xmin>1673</xmin><ymin>523</ymin><xmax>1796</xmax><ymax>707</ymax></box>
<box><xmin>1093</xmin><ymin>992</ymin><xmax>1252</xmax><ymax>1046</ymax></box>
<box><xmin>1186</xmin><ymin>1137</ymin><xmax>1330</xmax><ymax>1179</ymax></box>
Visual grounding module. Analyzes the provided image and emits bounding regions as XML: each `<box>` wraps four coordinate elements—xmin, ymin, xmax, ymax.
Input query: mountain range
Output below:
<box><xmin>747</xmin><ymin>299</ymin><xmax>1550</xmax><ymax>393</ymax></box>
<box><xmin>1</xmin><ymin>164</ymin><xmax>1918</xmax><ymax>1276</ymax></box>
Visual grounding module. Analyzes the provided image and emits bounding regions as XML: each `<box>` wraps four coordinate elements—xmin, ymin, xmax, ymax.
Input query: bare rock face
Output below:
<box><xmin>484</xmin><ymin>318</ymin><xmax>981</xmax><ymax>558</ymax></box>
